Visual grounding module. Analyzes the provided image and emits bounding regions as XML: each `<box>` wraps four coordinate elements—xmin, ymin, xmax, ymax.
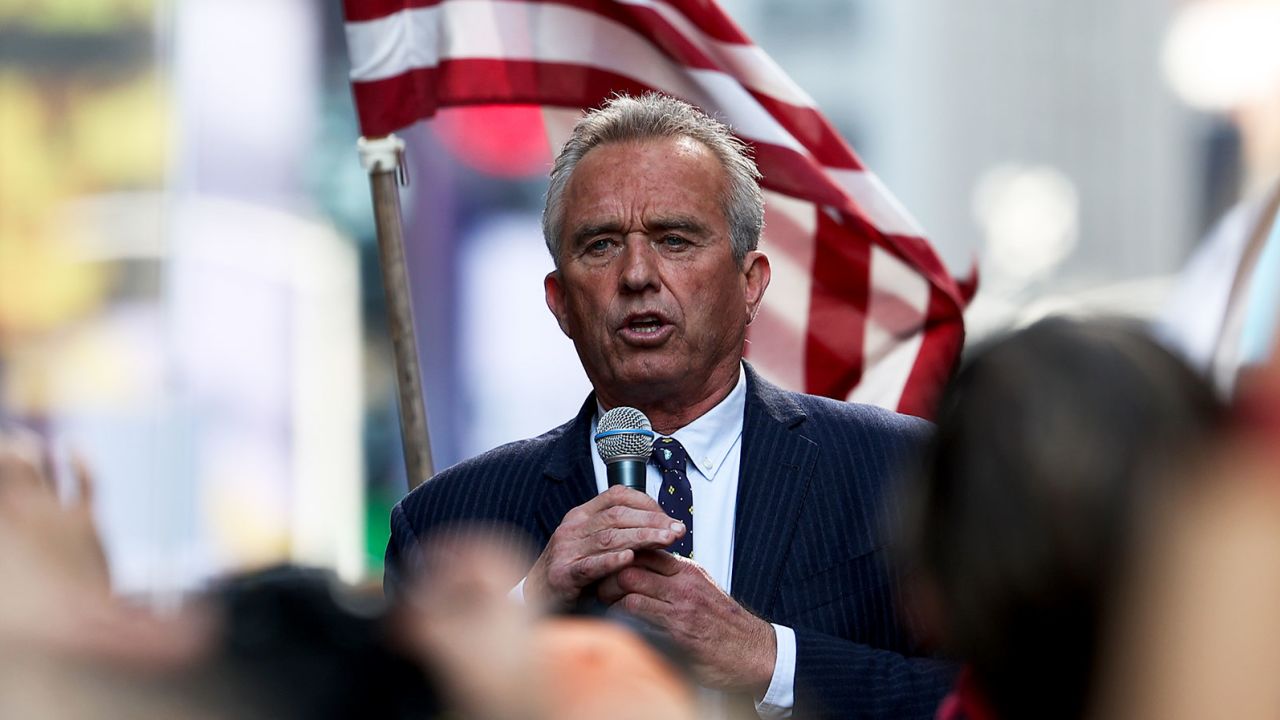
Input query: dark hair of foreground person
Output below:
<box><xmin>906</xmin><ymin>317</ymin><xmax>1224</xmax><ymax>720</ymax></box>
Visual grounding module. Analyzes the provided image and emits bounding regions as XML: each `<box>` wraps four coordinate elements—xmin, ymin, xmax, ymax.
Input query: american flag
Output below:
<box><xmin>342</xmin><ymin>0</ymin><xmax>972</xmax><ymax>418</ymax></box>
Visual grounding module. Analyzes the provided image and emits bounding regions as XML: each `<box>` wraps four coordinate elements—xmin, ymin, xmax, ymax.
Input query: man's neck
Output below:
<box><xmin>597</xmin><ymin>362</ymin><xmax>743</xmax><ymax>435</ymax></box>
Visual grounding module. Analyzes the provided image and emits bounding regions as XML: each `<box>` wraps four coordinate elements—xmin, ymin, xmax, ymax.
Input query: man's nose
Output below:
<box><xmin>619</xmin><ymin>237</ymin><xmax>660</xmax><ymax>292</ymax></box>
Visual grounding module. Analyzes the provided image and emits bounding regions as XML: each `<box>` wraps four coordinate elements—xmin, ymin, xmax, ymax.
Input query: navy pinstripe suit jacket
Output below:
<box><xmin>386</xmin><ymin>365</ymin><xmax>954</xmax><ymax>719</ymax></box>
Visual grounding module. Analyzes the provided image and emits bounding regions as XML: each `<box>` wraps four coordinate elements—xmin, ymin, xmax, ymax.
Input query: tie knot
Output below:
<box><xmin>650</xmin><ymin>436</ymin><xmax>689</xmax><ymax>471</ymax></box>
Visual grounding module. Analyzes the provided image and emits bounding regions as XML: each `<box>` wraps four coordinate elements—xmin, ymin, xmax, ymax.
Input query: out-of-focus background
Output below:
<box><xmin>1</xmin><ymin>0</ymin><xmax>1276</xmax><ymax>595</ymax></box>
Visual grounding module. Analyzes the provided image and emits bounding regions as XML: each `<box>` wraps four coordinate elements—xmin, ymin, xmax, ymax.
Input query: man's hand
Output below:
<box><xmin>525</xmin><ymin>486</ymin><xmax>686</xmax><ymax>608</ymax></box>
<box><xmin>598</xmin><ymin>550</ymin><xmax>776</xmax><ymax>693</ymax></box>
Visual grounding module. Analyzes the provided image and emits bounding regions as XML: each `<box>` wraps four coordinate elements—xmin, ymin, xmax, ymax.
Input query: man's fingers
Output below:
<box><xmin>617</xmin><ymin>592</ymin><xmax>674</xmax><ymax>626</ymax></box>
<box><xmin>631</xmin><ymin>548</ymin><xmax>684</xmax><ymax>576</ymax></box>
<box><xmin>568</xmin><ymin>548</ymin><xmax>634</xmax><ymax>585</ymax></box>
<box><xmin>597</xmin><ymin>573</ymin><xmax>624</xmax><ymax>604</ymax></box>
<box><xmin>615</xmin><ymin>565</ymin><xmax>671</xmax><ymax>599</ymax></box>
<box><xmin>587</xmin><ymin>503</ymin><xmax>683</xmax><ymax>536</ymax></box>
<box><xmin>543</xmin><ymin>489</ymin><xmax>682</xmax><ymax>605</ymax></box>
<box><xmin>570</xmin><ymin>485</ymin><xmax>662</xmax><ymax>519</ymax></box>
<box><xmin>589</xmin><ymin>525</ymin><xmax>682</xmax><ymax>554</ymax></box>
<box><xmin>599</xmin><ymin>560</ymin><xmax>678</xmax><ymax>605</ymax></box>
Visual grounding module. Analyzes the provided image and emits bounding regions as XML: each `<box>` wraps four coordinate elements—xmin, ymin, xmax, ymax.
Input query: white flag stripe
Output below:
<box><xmin>846</xmin><ymin>326</ymin><xmax>925</xmax><ymax>408</ymax></box>
<box><xmin>540</xmin><ymin>106</ymin><xmax>584</xmax><ymax>159</ymax></box>
<box><xmin>614</xmin><ymin>0</ymin><xmax>818</xmax><ymax>108</ymax></box>
<box><xmin>846</xmin><ymin>245</ymin><xmax>930</xmax><ymax>406</ymax></box>
<box><xmin>758</xmin><ymin>191</ymin><xmax>818</xmax><ymax>336</ymax></box>
<box><xmin>683</xmin><ymin>69</ymin><xmax>808</xmax><ymax>154</ymax></box>
<box><xmin>749</xmin><ymin>191</ymin><xmax>818</xmax><ymax>389</ymax></box>
<box><xmin>346</xmin><ymin>1</ymin><xmax>809</xmax><ymax>154</ymax></box>
<box><xmin>827</xmin><ymin>169</ymin><xmax>928</xmax><ymax>238</ymax></box>
<box><xmin>346</xmin><ymin>8</ymin><xmax>438</xmax><ymax>80</ymax></box>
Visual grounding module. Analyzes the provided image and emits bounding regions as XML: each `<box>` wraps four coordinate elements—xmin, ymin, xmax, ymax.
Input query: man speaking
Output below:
<box><xmin>386</xmin><ymin>93</ymin><xmax>952</xmax><ymax>719</ymax></box>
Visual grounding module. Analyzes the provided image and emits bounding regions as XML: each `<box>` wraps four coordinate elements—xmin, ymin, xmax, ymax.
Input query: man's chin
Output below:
<box><xmin>596</xmin><ymin>364</ymin><xmax>686</xmax><ymax>406</ymax></box>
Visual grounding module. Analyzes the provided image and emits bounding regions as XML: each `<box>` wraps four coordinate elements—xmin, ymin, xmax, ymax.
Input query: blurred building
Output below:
<box><xmin>1</xmin><ymin>0</ymin><xmax>365</xmax><ymax>597</ymax></box>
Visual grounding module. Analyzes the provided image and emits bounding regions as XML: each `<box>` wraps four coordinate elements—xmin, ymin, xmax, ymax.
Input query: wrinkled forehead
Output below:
<box><xmin>561</xmin><ymin>137</ymin><xmax>729</xmax><ymax>227</ymax></box>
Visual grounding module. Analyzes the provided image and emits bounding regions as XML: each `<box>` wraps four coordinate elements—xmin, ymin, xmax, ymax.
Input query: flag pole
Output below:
<box><xmin>358</xmin><ymin>135</ymin><xmax>435</xmax><ymax>490</ymax></box>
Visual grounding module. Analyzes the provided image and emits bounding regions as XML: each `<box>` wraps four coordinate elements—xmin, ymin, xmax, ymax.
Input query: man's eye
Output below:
<box><xmin>661</xmin><ymin>235</ymin><xmax>689</xmax><ymax>248</ymax></box>
<box><xmin>587</xmin><ymin>238</ymin><xmax>612</xmax><ymax>253</ymax></box>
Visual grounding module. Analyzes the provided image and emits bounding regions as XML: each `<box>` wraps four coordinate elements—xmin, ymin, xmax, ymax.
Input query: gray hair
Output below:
<box><xmin>542</xmin><ymin>93</ymin><xmax>765</xmax><ymax>267</ymax></box>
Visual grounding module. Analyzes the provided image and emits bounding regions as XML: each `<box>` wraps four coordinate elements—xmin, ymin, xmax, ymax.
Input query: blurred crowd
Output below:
<box><xmin>2</xmin><ymin>313</ymin><xmax>1278</xmax><ymax>719</ymax></box>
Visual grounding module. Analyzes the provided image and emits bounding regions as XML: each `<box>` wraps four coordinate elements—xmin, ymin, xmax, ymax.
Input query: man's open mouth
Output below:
<box><xmin>618</xmin><ymin>313</ymin><xmax>673</xmax><ymax>345</ymax></box>
<box><xmin>626</xmin><ymin>315</ymin><xmax>665</xmax><ymax>334</ymax></box>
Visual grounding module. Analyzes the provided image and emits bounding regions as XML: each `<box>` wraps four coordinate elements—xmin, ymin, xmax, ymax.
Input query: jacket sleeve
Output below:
<box><xmin>382</xmin><ymin>500</ymin><xmax>420</xmax><ymax>601</ymax></box>
<box><xmin>787</xmin><ymin>402</ymin><xmax>957</xmax><ymax>719</ymax></box>
<box><xmin>793</xmin><ymin>628</ymin><xmax>956</xmax><ymax>719</ymax></box>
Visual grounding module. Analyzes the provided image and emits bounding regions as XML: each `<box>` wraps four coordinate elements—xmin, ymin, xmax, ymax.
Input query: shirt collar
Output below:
<box><xmin>595</xmin><ymin>364</ymin><xmax>746</xmax><ymax>482</ymax></box>
<box><xmin>669</xmin><ymin>364</ymin><xmax>746</xmax><ymax>481</ymax></box>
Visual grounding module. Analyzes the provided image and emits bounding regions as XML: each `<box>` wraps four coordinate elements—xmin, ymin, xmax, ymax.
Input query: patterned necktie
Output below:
<box><xmin>651</xmin><ymin>436</ymin><xmax>694</xmax><ymax>558</ymax></box>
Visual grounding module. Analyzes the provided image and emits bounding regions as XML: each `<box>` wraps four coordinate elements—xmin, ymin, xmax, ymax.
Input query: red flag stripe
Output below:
<box><xmin>352</xmin><ymin>63</ymin><xmax>849</xmax><ymax>211</ymax></box>
<box><xmin>342</xmin><ymin>0</ymin><xmax>439</xmax><ymax>23</ymax></box>
<box><xmin>804</xmin><ymin>207</ymin><xmax>871</xmax><ymax>398</ymax></box>
<box><xmin>748</xmin><ymin>92</ymin><xmax>863</xmax><ymax>172</ymax></box>
<box><xmin>897</xmin><ymin>286</ymin><xmax>966</xmax><ymax>417</ymax></box>
<box><xmin>844</xmin><ymin>243</ymin><xmax>935</xmax><ymax>409</ymax></box>
<box><xmin>645</xmin><ymin>0</ymin><xmax>753</xmax><ymax>44</ymax></box>
<box><xmin>568</xmin><ymin>3</ymin><xmax>866</xmax><ymax>165</ymax></box>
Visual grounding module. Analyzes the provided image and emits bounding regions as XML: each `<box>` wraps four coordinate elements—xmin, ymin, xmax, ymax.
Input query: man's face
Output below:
<box><xmin>544</xmin><ymin>136</ymin><xmax>770</xmax><ymax>412</ymax></box>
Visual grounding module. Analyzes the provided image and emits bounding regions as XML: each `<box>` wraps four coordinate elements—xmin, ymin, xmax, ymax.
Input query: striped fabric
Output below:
<box><xmin>343</xmin><ymin>0</ymin><xmax>971</xmax><ymax>417</ymax></box>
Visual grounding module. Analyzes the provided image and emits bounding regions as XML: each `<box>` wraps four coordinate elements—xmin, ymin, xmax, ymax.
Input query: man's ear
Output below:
<box><xmin>544</xmin><ymin>270</ymin><xmax>574</xmax><ymax>338</ymax></box>
<box><xmin>742</xmin><ymin>250</ymin><xmax>772</xmax><ymax>324</ymax></box>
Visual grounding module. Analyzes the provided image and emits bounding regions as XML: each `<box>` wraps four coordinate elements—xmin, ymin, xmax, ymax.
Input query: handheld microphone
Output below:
<box><xmin>593</xmin><ymin>407</ymin><xmax>654</xmax><ymax>492</ymax></box>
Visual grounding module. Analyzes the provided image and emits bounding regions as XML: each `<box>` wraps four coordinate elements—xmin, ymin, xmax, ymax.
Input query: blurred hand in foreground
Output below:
<box><xmin>401</xmin><ymin>531</ymin><xmax>543</xmax><ymax>720</ymax></box>
<box><xmin>0</xmin><ymin>430</ymin><xmax>211</xmax><ymax>667</ymax></box>
<box><xmin>401</xmin><ymin>530</ymin><xmax>697</xmax><ymax>720</ymax></box>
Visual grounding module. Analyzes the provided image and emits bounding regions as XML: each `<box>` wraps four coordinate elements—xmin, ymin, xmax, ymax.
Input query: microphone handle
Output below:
<box><xmin>606</xmin><ymin>458</ymin><xmax>646</xmax><ymax>492</ymax></box>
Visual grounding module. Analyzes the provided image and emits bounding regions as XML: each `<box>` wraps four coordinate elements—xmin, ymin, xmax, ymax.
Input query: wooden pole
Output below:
<box><xmin>358</xmin><ymin>135</ymin><xmax>435</xmax><ymax>490</ymax></box>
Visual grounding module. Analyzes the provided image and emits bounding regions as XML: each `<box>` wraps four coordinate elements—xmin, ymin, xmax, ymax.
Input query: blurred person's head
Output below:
<box><xmin>906</xmin><ymin>317</ymin><xmax>1223</xmax><ymax>720</ymax></box>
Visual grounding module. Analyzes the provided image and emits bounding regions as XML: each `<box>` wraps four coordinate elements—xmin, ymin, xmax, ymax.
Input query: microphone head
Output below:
<box><xmin>594</xmin><ymin>407</ymin><xmax>655</xmax><ymax>464</ymax></box>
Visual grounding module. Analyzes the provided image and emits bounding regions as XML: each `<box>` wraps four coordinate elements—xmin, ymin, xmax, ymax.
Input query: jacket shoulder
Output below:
<box><xmin>393</xmin><ymin>416</ymin><xmax>579</xmax><ymax>532</ymax></box>
<box><xmin>789</xmin><ymin>391</ymin><xmax>934</xmax><ymax>445</ymax></box>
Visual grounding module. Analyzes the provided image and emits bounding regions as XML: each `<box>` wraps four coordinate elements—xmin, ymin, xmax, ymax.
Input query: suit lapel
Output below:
<box><xmin>731</xmin><ymin>366</ymin><xmax>818</xmax><ymax>619</ymax></box>
<box><xmin>534</xmin><ymin>395</ymin><xmax>599</xmax><ymax>544</ymax></box>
